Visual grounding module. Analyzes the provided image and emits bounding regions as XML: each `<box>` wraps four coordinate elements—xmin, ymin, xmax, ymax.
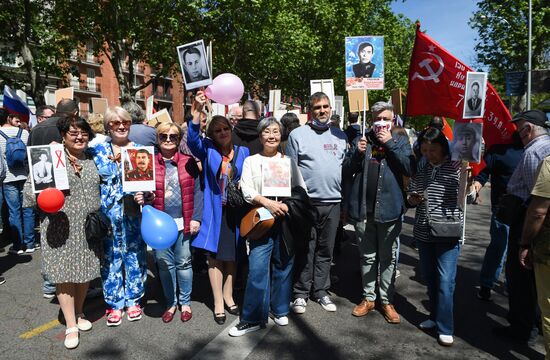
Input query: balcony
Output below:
<box><xmin>72</xmin><ymin>82</ymin><xmax>102</xmax><ymax>94</ymax></box>
<box><xmin>69</xmin><ymin>50</ymin><xmax>100</xmax><ymax>67</ymax></box>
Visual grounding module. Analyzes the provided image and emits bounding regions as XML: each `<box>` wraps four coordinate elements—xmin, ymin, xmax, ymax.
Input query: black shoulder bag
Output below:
<box><xmin>225</xmin><ymin>146</ymin><xmax>246</xmax><ymax>208</ymax></box>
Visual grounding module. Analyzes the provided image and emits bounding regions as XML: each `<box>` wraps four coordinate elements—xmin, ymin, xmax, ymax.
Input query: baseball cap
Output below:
<box><xmin>511</xmin><ymin>110</ymin><xmax>550</xmax><ymax>128</ymax></box>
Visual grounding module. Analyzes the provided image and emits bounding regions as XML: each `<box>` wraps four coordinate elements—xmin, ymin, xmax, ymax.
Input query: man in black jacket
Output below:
<box><xmin>231</xmin><ymin>100</ymin><xmax>262</xmax><ymax>155</ymax></box>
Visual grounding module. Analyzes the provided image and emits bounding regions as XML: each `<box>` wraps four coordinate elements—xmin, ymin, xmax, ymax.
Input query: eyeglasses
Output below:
<box><xmin>66</xmin><ymin>131</ymin><xmax>89</xmax><ymax>138</ymax></box>
<box><xmin>109</xmin><ymin>120</ymin><xmax>132</xmax><ymax>128</ymax></box>
<box><xmin>159</xmin><ymin>133</ymin><xmax>179</xmax><ymax>143</ymax></box>
<box><xmin>262</xmin><ymin>129</ymin><xmax>281</xmax><ymax>136</ymax></box>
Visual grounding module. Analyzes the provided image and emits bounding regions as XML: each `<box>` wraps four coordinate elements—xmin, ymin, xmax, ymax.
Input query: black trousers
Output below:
<box><xmin>293</xmin><ymin>202</ymin><xmax>340</xmax><ymax>300</ymax></box>
<box><xmin>505</xmin><ymin>223</ymin><xmax>538</xmax><ymax>339</ymax></box>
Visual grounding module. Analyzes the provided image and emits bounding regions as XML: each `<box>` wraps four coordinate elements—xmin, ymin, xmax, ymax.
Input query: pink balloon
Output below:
<box><xmin>205</xmin><ymin>73</ymin><xmax>244</xmax><ymax>105</ymax></box>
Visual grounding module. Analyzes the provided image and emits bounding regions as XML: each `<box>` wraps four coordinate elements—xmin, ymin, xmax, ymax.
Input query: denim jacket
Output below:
<box><xmin>343</xmin><ymin>132</ymin><xmax>414</xmax><ymax>223</ymax></box>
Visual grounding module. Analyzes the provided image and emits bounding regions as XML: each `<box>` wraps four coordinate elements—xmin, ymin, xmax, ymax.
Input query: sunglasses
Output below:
<box><xmin>159</xmin><ymin>133</ymin><xmax>179</xmax><ymax>142</ymax></box>
<box><xmin>109</xmin><ymin>120</ymin><xmax>132</xmax><ymax>128</ymax></box>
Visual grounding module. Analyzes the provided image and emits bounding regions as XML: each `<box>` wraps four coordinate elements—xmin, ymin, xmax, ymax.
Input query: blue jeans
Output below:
<box><xmin>3</xmin><ymin>180</ymin><xmax>35</xmax><ymax>250</ymax></box>
<box><xmin>42</xmin><ymin>277</ymin><xmax>56</xmax><ymax>294</ymax></box>
<box><xmin>242</xmin><ymin>227</ymin><xmax>294</xmax><ymax>324</ymax></box>
<box><xmin>154</xmin><ymin>232</ymin><xmax>193</xmax><ymax>307</ymax></box>
<box><xmin>417</xmin><ymin>240</ymin><xmax>460</xmax><ymax>336</ymax></box>
<box><xmin>479</xmin><ymin>214</ymin><xmax>509</xmax><ymax>289</ymax></box>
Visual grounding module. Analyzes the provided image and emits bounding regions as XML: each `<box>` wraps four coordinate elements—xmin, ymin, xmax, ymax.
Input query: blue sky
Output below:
<box><xmin>391</xmin><ymin>0</ymin><xmax>480</xmax><ymax>67</ymax></box>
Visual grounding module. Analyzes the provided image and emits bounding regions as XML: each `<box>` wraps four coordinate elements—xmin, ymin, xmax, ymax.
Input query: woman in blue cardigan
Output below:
<box><xmin>187</xmin><ymin>91</ymin><xmax>249</xmax><ymax>325</ymax></box>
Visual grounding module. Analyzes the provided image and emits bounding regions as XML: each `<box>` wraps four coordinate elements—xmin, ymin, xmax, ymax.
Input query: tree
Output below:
<box><xmin>55</xmin><ymin>0</ymin><xmax>203</xmax><ymax>104</ymax></box>
<box><xmin>0</xmin><ymin>0</ymin><xmax>76</xmax><ymax>106</ymax></box>
<box><xmin>469</xmin><ymin>0</ymin><xmax>550</xmax><ymax>101</ymax></box>
<box><xmin>201</xmin><ymin>0</ymin><xmax>415</xmax><ymax>108</ymax></box>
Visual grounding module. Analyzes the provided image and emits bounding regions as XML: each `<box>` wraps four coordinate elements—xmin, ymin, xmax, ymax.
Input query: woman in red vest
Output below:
<box><xmin>135</xmin><ymin>123</ymin><xmax>203</xmax><ymax>323</ymax></box>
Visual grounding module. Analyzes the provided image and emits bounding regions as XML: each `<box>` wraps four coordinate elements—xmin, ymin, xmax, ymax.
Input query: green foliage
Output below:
<box><xmin>0</xmin><ymin>0</ymin><xmax>76</xmax><ymax>106</ymax></box>
<box><xmin>469</xmin><ymin>0</ymin><xmax>550</xmax><ymax>92</ymax></box>
<box><xmin>203</xmin><ymin>0</ymin><xmax>416</xmax><ymax>107</ymax></box>
<box><xmin>55</xmin><ymin>0</ymin><xmax>202</xmax><ymax>103</ymax></box>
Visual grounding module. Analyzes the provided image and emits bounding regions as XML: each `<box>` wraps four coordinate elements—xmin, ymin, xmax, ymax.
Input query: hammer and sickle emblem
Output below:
<box><xmin>412</xmin><ymin>52</ymin><xmax>444</xmax><ymax>83</ymax></box>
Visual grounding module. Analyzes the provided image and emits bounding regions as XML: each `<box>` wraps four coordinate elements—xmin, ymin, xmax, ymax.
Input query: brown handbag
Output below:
<box><xmin>240</xmin><ymin>206</ymin><xmax>275</xmax><ymax>241</ymax></box>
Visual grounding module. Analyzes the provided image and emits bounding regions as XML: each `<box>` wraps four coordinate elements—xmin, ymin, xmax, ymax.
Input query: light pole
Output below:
<box><xmin>527</xmin><ymin>0</ymin><xmax>532</xmax><ymax>110</ymax></box>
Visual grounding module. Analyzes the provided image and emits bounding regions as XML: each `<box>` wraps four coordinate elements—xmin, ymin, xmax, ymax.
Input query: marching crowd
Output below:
<box><xmin>0</xmin><ymin>91</ymin><xmax>548</xmax><ymax>357</ymax></box>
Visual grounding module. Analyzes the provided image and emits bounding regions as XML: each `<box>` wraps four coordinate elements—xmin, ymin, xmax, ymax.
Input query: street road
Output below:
<box><xmin>0</xmin><ymin>188</ymin><xmax>546</xmax><ymax>359</ymax></box>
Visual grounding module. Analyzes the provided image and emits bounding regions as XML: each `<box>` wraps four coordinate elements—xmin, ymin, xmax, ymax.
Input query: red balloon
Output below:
<box><xmin>37</xmin><ymin>188</ymin><xmax>65</xmax><ymax>213</ymax></box>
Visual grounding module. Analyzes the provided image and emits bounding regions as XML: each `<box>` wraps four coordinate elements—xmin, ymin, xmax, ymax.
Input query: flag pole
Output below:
<box><xmin>362</xmin><ymin>89</ymin><xmax>367</xmax><ymax>136</ymax></box>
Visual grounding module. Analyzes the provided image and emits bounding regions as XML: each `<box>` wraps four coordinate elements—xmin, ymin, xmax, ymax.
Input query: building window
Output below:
<box><xmin>87</xmin><ymin>69</ymin><xmax>96</xmax><ymax>91</ymax></box>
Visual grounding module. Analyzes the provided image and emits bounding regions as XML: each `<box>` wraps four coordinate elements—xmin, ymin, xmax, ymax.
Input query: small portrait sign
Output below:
<box><xmin>463</xmin><ymin>72</ymin><xmax>488</xmax><ymax>119</ymax></box>
<box><xmin>121</xmin><ymin>146</ymin><xmax>156</xmax><ymax>192</ymax></box>
<box><xmin>27</xmin><ymin>144</ymin><xmax>69</xmax><ymax>193</ymax></box>
<box><xmin>176</xmin><ymin>40</ymin><xmax>212</xmax><ymax>90</ymax></box>
<box><xmin>345</xmin><ymin>36</ymin><xmax>385</xmax><ymax>90</ymax></box>
<box><xmin>451</xmin><ymin>122</ymin><xmax>483</xmax><ymax>163</ymax></box>
<box><xmin>261</xmin><ymin>157</ymin><xmax>291</xmax><ymax>197</ymax></box>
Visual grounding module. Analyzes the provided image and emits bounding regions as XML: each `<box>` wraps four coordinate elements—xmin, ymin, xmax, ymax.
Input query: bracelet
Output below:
<box><xmin>519</xmin><ymin>243</ymin><xmax>531</xmax><ymax>249</ymax></box>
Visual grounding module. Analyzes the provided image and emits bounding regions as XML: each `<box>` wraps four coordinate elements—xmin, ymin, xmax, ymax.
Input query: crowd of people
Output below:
<box><xmin>0</xmin><ymin>92</ymin><xmax>548</xmax><ymax>357</ymax></box>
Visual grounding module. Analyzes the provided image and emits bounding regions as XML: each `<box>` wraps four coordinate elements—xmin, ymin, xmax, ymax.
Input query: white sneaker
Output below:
<box><xmin>438</xmin><ymin>334</ymin><xmax>454</xmax><ymax>346</ymax></box>
<box><xmin>291</xmin><ymin>298</ymin><xmax>307</xmax><ymax>314</ymax></box>
<box><xmin>228</xmin><ymin>322</ymin><xmax>261</xmax><ymax>337</ymax></box>
<box><xmin>25</xmin><ymin>247</ymin><xmax>36</xmax><ymax>253</ymax></box>
<box><xmin>43</xmin><ymin>293</ymin><xmax>56</xmax><ymax>299</ymax></box>
<box><xmin>270</xmin><ymin>314</ymin><xmax>289</xmax><ymax>326</ymax></box>
<box><xmin>419</xmin><ymin>319</ymin><xmax>436</xmax><ymax>329</ymax></box>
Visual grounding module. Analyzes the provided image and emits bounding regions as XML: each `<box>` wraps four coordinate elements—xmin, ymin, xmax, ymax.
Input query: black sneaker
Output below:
<box><xmin>477</xmin><ymin>286</ymin><xmax>492</xmax><ymax>301</ymax></box>
<box><xmin>228</xmin><ymin>321</ymin><xmax>262</xmax><ymax>337</ymax></box>
<box><xmin>0</xmin><ymin>276</ymin><xmax>5</xmax><ymax>285</ymax></box>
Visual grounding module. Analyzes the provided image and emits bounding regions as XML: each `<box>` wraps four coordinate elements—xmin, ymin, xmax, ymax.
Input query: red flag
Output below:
<box><xmin>405</xmin><ymin>24</ymin><xmax>515</xmax><ymax>151</ymax></box>
<box><xmin>441</xmin><ymin>117</ymin><xmax>453</xmax><ymax>141</ymax></box>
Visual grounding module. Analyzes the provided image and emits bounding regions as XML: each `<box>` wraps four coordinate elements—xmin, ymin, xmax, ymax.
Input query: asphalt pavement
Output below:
<box><xmin>0</xmin><ymin>187</ymin><xmax>546</xmax><ymax>359</ymax></box>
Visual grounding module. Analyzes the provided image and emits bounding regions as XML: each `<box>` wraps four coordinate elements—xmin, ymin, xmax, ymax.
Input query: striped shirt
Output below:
<box><xmin>507</xmin><ymin>134</ymin><xmax>550</xmax><ymax>202</ymax></box>
<box><xmin>408</xmin><ymin>159</ymin><xmax>463</xmax><ymax>242</ymax></box>
<box><xmin>0</xmin><ymin>127</ymin><xmax>29</xmax><ymax>183</ymax></box>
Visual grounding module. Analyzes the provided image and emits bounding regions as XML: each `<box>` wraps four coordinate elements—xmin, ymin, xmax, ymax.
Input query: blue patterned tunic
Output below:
<box><xmin>91</xmin><ymin>142</ymin><xmax>147</xmax><ymax>310</ymax></box>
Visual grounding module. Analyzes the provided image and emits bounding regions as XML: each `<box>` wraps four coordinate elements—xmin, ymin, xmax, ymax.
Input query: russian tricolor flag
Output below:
<box><xmin>3</xmin><ymin>85</ymin><xmax>31</xmax><ymax>123</ymax></box>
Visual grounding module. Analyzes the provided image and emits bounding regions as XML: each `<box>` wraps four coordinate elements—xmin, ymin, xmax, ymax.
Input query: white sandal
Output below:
<box><xmin>64</xmin><ymin>327</ymin><xmax>79</xmax><ymax>349</ymax></box>
<box><xmin>76</xmin><ymin>313</ymin><xmax>92</xmax><ymax>331</ymax></box>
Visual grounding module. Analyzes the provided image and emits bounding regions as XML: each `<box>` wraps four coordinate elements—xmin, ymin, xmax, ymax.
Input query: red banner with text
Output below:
<box><xmin>406</xmin><ymin>24</ymin><xmax>515</xmax><ymax>151</ymax></box>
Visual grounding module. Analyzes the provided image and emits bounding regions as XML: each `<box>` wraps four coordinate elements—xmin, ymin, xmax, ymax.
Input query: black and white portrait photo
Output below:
<box><xmin>463</xmin><ymin>72</ymin><xmax>488</xmax><ymax>119</ymax></box>
<box><xmin>451</xmin><ymin>122</ymin><xmax>483</xmax><ymax>163</ymax></box>
<box><xmin>30</xmin><ymin>147</ymin><xmax>55</xmax><ymax>191</ymax></box>
<box><xmin>176</xmin><ymin>40</ymin><xmax>212</xmax><ymax>90</ymax></box>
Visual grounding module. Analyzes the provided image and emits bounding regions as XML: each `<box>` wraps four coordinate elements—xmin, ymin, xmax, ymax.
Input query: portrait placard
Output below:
<box><xmin>27</xmin><ymin>144</ymin><xmax>69</xmax><ymax>193</ymax></box>
<box><xmin>261</xmin><ymin>157</ymin><xmax>291</xmax><ymax>198</ymax></box>
<box><xmin>176</xmin><ymin>40</ymin><xmax>212</xmax><ymax>90</ymax></box>
<box><xmin>55</xmin><ymin>87</ymin><xmax>74</xmax><ymax>106</ymax></box>
<box><xmin>91</xmin><ymin>98</ymin><xmax>108</xmax><ymax>116</ymax></box>
<box><xmin>345</xmin><ymin>36</ymin><xmax>384</xmax><ymax>90</ymax></box>
<box><xmin>146</xmin><ymin>95</ymin><xmax>154</xmax><ymax>120</ymax></box>
<box><xmin>348</xmin><ymin>89</ymin><xmax>369</xmax><ymax>112</ymax></box>
<box><xmin>310</xmin><ymin>80</ymin><xmax>335</xmax><ymax>109</ymax></box>
<box><xmin>121</xmin><ymin>146</ymin><xmax>156</xmax><ymax>192</ymax></box>
<box><xmin>463</xmin><ymin>72</ymin><xmax>488</xmax><ymax>119</ymax></box>
<box><xmin>451</xmin><ymin>122</ymin><xmax>483</xmax><ymax>163</ymax></box>
<box><xmin>146</xmin><ymin>108</ymin><xmax>172</xmax><ymax>128</ymax></box>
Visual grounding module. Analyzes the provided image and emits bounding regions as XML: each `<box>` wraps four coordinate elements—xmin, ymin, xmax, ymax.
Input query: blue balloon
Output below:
<box><xmin>141</xmin><ymin>205</ymin><xmax>178</xmax><ymax>250</ymax></box>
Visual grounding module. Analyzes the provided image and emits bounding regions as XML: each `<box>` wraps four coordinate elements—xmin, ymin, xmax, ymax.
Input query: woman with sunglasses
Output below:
<box><xmin>91</xmin><ymin>106</ymin><xmax>147</xmax><ymax>327</ymax></box>
<box><xmin>188</xmin><ymin>91</ymin><xmax>249</xmax><ymax>325</ymax></box>
<box><xmin>23</xmin><ymin>116</ymin><xmax>102</xmax><ymax>349</ymax></box>
<box><xmin>134</xmin><ymin>123</ymin><xmax>202</xmax><ymax>323</ymax></box>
